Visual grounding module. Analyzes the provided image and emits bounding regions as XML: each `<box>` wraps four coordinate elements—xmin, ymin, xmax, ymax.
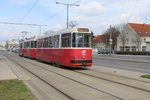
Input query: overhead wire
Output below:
<box><xmin>18</xmin><ymin>0</ymin><xmax>39</xmax><ymax>22</ymax></box>
<box><xmin>11</xmin><ymin>0</ymin><xmax>40</xmax><ymax>38</ymax></box>
<box><xmin>40</xmin><ymin>0</ymin><xmax>81</xmax><ymax>28</ymax></box>
<box><xmin>40</xmin><ymin>8</ymin><xmax>66</xmax><ymax>24</ymax></box>
<box><xmin>72</xmin><ymin>0</ymin><xmax>82</xmax><ymax>5</ymax></box>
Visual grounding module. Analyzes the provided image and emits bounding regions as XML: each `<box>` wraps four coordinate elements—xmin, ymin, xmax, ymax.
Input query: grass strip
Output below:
<box><xmin>0</xmin><ymin>80</ymin><xmax>34</xmax><ymax>100</ymax></box>
<box><xmin>141</xmin><ymin>75</ymin><xmax>150</xmax><ymax>79</ymax></box>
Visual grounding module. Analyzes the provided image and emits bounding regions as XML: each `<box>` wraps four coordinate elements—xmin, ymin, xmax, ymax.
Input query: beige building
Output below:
<box><xmin>117</xmin><ymin>23</ymin><xmax>150</xmax><ymax>51</ymax></box>
<box><xmin>93</xmin><ymin>23</ymin><xmax>150</xmax><ymax>52</ymax></box>
<box><xmin>146</xmin><ymin>41</ymin><xmax>150</xmax><ymax>51</ymax></box>
<box><xmin>93</xmin><ymin>35</ymin><xmax>106</xmax><ymax>50</ymax></box>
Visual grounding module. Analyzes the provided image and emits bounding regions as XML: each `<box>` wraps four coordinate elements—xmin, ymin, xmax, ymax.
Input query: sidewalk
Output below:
<box><xmin>0</xmin><ymin>55</ymin><xmax>18</xmax><ymax>81</ymax></box>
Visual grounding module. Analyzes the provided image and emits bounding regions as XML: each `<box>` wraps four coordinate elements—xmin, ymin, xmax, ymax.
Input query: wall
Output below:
<box><xmin>146</xmin><ymin>42</ymin><xmax>150</xmax><ymax>51</ymax></box>
<box><xmin>117</xmin><ymin>24</ymin><xmax>138</xmax><ymax>51</ymax></box>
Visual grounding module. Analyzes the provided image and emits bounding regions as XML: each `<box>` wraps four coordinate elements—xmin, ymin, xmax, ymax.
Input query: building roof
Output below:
<box><xmin>128</xmin><ymin>23</ymin><xmax>150</xmax><ymax>37</ymax></box>
<box><xmin>93</xmin><ymin>35</ymin><xmax>105</xmax><ymax>43</ymax></box>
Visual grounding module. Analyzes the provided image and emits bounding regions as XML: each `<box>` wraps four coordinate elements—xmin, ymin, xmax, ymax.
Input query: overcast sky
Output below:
<box><xmin>0</xmin><ymin>0</ymin><xmax>150</xmax><ymax>45</ymax></box>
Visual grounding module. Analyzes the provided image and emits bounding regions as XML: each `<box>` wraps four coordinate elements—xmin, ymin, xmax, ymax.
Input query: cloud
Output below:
<box><xmin>2</xmin><ymin>0</ymin><xmax>150</xmax><ymax>38</ymax></box>
<box><xmin>77</xmin><ymin>1</ymin><xmax>106</xmax><ymax>16</ymax></box>
<box><xmin>9</xmin><ymin>0</ymin><xmax>28</xmax><ymax>5</ymax></box>
<box><xmin>1</xmin><ymin>31</ymin><xmax>16</xmax><ymax>37</ymax></box>
<box><xmin>120</xmin><ymin>13</ymin><xmax>130</xmax><ymax>21</ymax></box>
<box><xmin>54</xmin><ymin>24</ymin><xmax>62</xmax><ymax>30</ymax></box>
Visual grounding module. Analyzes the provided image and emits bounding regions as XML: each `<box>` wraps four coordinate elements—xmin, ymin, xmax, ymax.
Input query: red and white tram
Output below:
<box><xmin>19</xmin><ymin>27</ymin><xmax>92</xmax><ymax>67</ymax></box>
<box><xmin>19</xmin><ymin>37</ymin><xmax>37</xmax><ymax>59</ymax></box>
<box><xmin>36</xmin><ymin>27</ymin><xmax>92</xmax><ymax>67</ymax></box>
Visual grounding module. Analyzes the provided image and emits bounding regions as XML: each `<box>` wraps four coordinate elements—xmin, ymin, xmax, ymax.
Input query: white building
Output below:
<box><xmin>93</xmin><ymin>23</ymin><xmax>150</xmax><ymax>52</ymax></box>
<box><xmin>93</xmin><ymin>35</ymin><xmax>106</xmax><ymax>51</ymax></box>
<box><xmin>146</xmin><ymin>41</ymin><xmax>150</xmax><ymax>51</ymax></box>
<box><xmin>8</xmin><ymin>39</ymin><xmax>19</xmax><ymax>51</ymax></box>
<box><xmin>117</xmin><ymin>23</ymin><xmax>150</xmax><ymax>51</ymax></box>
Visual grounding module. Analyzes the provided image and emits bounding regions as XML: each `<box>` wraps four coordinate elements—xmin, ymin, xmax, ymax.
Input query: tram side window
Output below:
<box><xmin>24</xmin><ymin>42</ymin><xmax>30</xmax><ymax>48</ymax></box>
<box><xmin>31</xmin><ymin>41</ymin><xmax>34</xmax><ymax>48</ymax></box>
<box><xmin>31</xmin><ymin>41</ymin><xmax>37</xmax><ymax>48</ymax></box>
<box><xmin>35</xmin><ymin>41</ymin><xmax>37</xmax><ymax>48</ymax></box>
<box><xmin>24</xmin><ymin>42</ymin><xmax>26</xmax><ymax>48</ymax></box>
<box><xmin>61</xmin><ymin>33</ymin><xmax>71</xmax><ymax>47</ymax></box>
<box><xmin>43</xmin><ymin>38</ymin><xmax>48</xmax><ymax>48</ymax></box>
<box><xmin>38</xmin><ymin>39</ymin><xmax>43</xmax><ymax>48</ymax></box>
<box><xmin>48</xmin><ymin>37</ymin><xmax>53</xmax><ymax>48</ymax></box>
<box><xmin>53</xmin><ymin>35</ymin><xmax>59</xmax><ymax>48</ymax></box>
<box><xmin>19</xmin><ymin>43</ymin><xmax>23</xmax><ymax>48</ymax></box>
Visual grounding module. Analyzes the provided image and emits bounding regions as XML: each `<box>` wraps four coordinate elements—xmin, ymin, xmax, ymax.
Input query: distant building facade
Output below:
<box><xmin>93</xmin><ymin>35</ymin><xmax>106</xmax><ymax>50</ymax></box>
<box><xmin>93</xmin><ymin>23</ymin><xmax>150</xmax><ymax>52</ymax></box>
<box><xmin>7</xmin><ymin>39</ymin><xmax>19</xmax><ymax>51</ymax></box>
<box><xmin>146</xmin><ymin>41</ymin><xmax>150</xmax><ymax>51</ymax></box>
<box><xmin>117</xmin><ymin>23</ymin><xmax>150</xmax><ymax>51</ymax></box>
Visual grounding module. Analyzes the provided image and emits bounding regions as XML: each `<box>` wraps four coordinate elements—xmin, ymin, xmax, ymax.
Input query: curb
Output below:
<box><xmin>93</xmin><ymin>56</ymin><xmax>150</xmax><ymax>63</ymax></box>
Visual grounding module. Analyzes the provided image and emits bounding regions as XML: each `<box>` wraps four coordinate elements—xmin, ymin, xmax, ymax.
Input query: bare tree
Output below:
<box><xmin>5</xmin><ymin>40</ymin><xmax>9</xmax><ymax>50</ymax></box>
<box><xmin>103</xmin><ymin>26</ymin><xmax>120</xmax><ymax>51</ymax></box>
<box><xmin>135</xmin><ymin>34</ymin><xmax>142</xmax><ymax>51</ymax></box>
<box><xmin>69</xmin><ymin>21</ymin><xmax>79</xmax><ymax>28</ymax></box>
<box><xmin>117</xmin><ymin>23</ymin><xmax>127</xmax><ymax>51</ymax></box>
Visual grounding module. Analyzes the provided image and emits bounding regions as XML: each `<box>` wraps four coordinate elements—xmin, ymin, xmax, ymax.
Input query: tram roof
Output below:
<box><xmin>37</xmin><ymin>27</ymin><xmax>91</xmax><ymax>39</ymax></box>
<box><xmin>20</xmin><ymin>36</ymin><xmax>37</xmax><ymax>42</ymax></box>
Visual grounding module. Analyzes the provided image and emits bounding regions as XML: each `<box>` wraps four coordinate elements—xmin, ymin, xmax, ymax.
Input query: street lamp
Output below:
<box><xmin>56</xmin><ymin>2</ymin><xmax>79</xmax><ymax>29</ymax></box>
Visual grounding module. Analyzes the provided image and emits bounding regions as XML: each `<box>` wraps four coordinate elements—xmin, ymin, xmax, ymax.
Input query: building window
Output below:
<box><xmin>126</xmin><ymin>38</ymin><xmax>129</xmax><ymax>44</ymax></box>
<box><xmin>131</xmin><ymin>46</ymin><xmax>136</xmax><ymax>51</ymax></box>
<box><xmin>144</xmin><ymin>38</ymin><xmax>146</xmax><ymax>43</ymax></box>
<box><xmin>142</xmin><ymin>46</ymin><xmax>146</xmax><ymax>51</ymax></box>
<box><xmin>120</xmin><ymin>46</ymin><xmax>124</xmax><ymax>51</ymax></box>
<box><xmin>125</xmin><ymin>46</ymin><xmax>130</xmax><ymax>51</ymax></box>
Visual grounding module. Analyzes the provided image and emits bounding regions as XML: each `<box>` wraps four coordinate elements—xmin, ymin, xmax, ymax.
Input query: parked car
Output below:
<box><xmin>98</xmin><ymin>50</ymin><xmax>111</xmax><ymax>54</ymax></box>
<box><xmin>12</xmin><ymin>48</ymin><xmax>19</xmax><ymax>53</ymax></box>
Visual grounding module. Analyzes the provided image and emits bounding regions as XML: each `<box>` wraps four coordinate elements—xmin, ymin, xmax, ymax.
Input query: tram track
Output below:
<box><xmin>5</xmin><ymin>55</ymin><xmax>74</xmax><ymax>100</ymax></box>
<box><xmin>90</xmin><ymin>68</ymin><xmax>150</xmax><ymax>84</ymax></box>
<box><xmin>5</xmin><ymin>53</ymin><xmax>150</xmax><ymax>100</ymax></box>
<box><xmin>13</xmin><ymin>54</ymin><xmax>150</xmax><ymax>93</ymax></box>
<box><xmin>73</xmin><ymin>69</ymin><xmax>150</xmax><ymax>93</ymax></box>
<box><xmin>5</xmin><ymin>54</ymin><xmax>124</xmax><ymax>100</ymax></box>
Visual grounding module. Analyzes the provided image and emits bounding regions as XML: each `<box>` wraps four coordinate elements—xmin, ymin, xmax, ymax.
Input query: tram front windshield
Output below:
<box><xmin>72</xmin><ymin>33</ymin><xmax>91</xmax><ymax>47</ymax></box>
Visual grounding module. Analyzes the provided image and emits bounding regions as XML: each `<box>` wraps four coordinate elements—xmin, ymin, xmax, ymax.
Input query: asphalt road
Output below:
<box><xmin>93</xmin><ymin>55</ymin><xmax>150</xmax><ymax>74</ymax></box>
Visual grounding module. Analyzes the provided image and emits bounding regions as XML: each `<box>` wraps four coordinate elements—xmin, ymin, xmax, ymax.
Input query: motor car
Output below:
<box><xmin>98</xmin><ymin>50</ymin><xmax>110</xmax><ymax>54</ymax></box>
<box><xmin>12</xmin><ymin>48</ymin><xmax>19</xmax><ymax>53</ymax></box>
<box><xmin>14</xmin><ymin>48</ymin><xmax>19</xmax><ymax>53</ymax></box>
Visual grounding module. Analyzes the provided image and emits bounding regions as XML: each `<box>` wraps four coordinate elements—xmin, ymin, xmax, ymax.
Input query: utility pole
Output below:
<box><xmin>109</xmin><ymin>25</ymin><xmax>112</xmax><ymax>55</ymax></box>
<box><xmin>56</xmin><ymin>2</ymin><xmax>79</xmax><ymax>29</ymax></box>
